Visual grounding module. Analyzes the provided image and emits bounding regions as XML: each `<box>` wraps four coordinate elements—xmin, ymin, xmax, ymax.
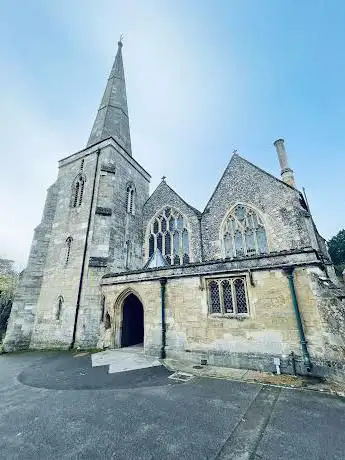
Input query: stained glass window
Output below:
<box><xmin>208</xmin><ymin>277</ymin><xmax>248</xmax><ymax>316</ymax></box>
<box><xmin>147</xmin><ymin>208</ymin><xmax>190</xmax><ymax>265</ymax></box>
<box><xmin>223</xmin><ymin>205</ymin><xmax>268</xmax><ymax>258</ymax></box>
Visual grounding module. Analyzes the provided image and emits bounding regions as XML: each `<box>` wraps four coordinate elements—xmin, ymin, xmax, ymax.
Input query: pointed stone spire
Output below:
<box><xmin>87</xmin><ymin>37</ymin><xmax>132</xmax><ymax>155</ymax></box>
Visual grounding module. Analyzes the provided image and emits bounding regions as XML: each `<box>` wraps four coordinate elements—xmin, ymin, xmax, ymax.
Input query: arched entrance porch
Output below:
<box><xmin>121</xmin><ymin>294</ymin><xmax>144</xmax><ymax>347</ymax></box>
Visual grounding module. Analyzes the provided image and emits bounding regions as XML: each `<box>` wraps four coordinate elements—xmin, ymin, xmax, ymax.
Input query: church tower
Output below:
<box><xmin>4</xmin><ymin>40</ymin><xmax>150</xmax><ymax>351</ymax></box>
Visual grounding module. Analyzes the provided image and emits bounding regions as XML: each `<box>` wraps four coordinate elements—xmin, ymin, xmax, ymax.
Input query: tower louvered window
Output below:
<box><xmin>72</xmin><ymin>175</ymin><xmax>85</xmax><ymax>208</ymax></box>
<box><xmin>208</xmin><ymin>277</ymin><xmax>248</xmax><ymax>316</ymax></box>
<box><xmin>223</xmin><ymin>205</ymin><xmax>268</xmax><ymax>258</ymax></box>
<box><xmin>148</xmin><ymin>208</ymin><xmax>190</xmax><ymax>265</ymax></box>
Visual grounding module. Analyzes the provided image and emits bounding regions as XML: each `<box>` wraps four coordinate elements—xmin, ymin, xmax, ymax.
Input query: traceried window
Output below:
<box><xmin>208</xmin><ymin>277</ymin><xmax>248</xmax><ymax>316</ymax></box>
<box><xmin>148</xmin><ymin>207</ymin><xmax>190</xmax><ymax>265</ymax></box>
<box><xmin>126</xmin><ymin>184</ymin><xmax>135</xmax><ymax>214</ymax></box>
<box><xmin>56</xmin><ymin>295</ymin><xmax>64</xmax><ymax>320</ymax></box>
<box><xmin>223</xmin><ymin>205</ymin><xmax>268</xmax><ymax>258</ymax></box>
<box><xmin>65</xmin><ymin>236</ymin><xmax>73</xmax><ymax>265</ymax></box>
<box><xmin>72</xmin><ymin>174</ymin><xmax>85</xmax><ymax>208</ymax></box>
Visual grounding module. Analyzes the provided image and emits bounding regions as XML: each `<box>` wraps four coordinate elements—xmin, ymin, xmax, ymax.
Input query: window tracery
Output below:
<box><xmin>147</xmin><ymin>207</ymin><xmax>190</xmax><ymax>265</ymax></box>
<box><xmin>223</xmin><ymin>205</ymin><xmax>268</xmax><ymax>258</ymax></box>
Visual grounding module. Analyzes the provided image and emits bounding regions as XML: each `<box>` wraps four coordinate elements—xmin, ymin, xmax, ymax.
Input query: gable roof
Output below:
<box><xmin>145</xmin><ymin>180</ymin><xmax>202</xmax><ymax>217</ymax></box>
<box><xmin>203</xmin><ymin>153</ymin><xmax>301</xmax><ymax>213</ymax></box>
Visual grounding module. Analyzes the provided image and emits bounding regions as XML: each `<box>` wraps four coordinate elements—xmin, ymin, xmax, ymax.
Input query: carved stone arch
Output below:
<box><xmin>114</xmin><ymin>287</ymin><xmax>144</xmax><ymax>311</ymax></box>
<box><xmin>113</xmin><ymin>288</ymin><xmax>145</xmax><ymax>348</ymax></box>
<box><xmin>144</xmin><ymin>206</ymin><xmax>192</xmax><ymax>264</ymax></box>
<box><xmin>219</xmin><ymin>202</ymin><xmax>270</xmax><ymax>258</ymax></box>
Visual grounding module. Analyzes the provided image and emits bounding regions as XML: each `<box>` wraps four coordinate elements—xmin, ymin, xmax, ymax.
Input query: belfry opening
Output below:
<box><xmin>121</xmin><ymin>294</ymin><xmax>144</xmax><ymax>347</ymax></box>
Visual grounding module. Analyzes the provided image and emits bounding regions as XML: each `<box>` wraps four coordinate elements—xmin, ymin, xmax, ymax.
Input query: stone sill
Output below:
<box><xmin>208</xmin><ymin>314</ymin><xmax>249</xmax><ymax>320</ymax></box>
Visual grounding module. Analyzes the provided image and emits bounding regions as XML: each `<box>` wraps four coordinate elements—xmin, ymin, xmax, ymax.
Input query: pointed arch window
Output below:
<box><xmin>56</xmin><ymin>295</ymin><xmax>64</xmax><ymax>320</ymax></box>
<box><xmin>65</xmin><ymin>236</ymin><xmax>73</xmax><ymax>265</ymax></box>
<box><xmin>222</xmin><ymin>205</ymin><xmax>268</xmax><ymax>258</ymax></box>
<box><xmin>72</xmin><ymin>174</ymin><xmax>85</xmax><ymax>208</ymax></box>
<box><xmin>147</xmin><ymin>207</ymin><xmax>190</xmax><ymax>265</ymax></box>
<box><xmin>126</xmin><ymin>184</ymin><xmax>135</xmax><ymax>214</ymax></box>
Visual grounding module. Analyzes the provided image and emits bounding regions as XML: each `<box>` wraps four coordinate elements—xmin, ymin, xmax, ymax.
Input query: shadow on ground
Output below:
<box><xmin>17</xmin><ymin>353</ymin><xmax>175</xmax><ymax>390</ymax></box>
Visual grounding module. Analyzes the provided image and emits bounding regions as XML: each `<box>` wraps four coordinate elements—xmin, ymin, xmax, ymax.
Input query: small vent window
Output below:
<box><xmin>56</xmin><ymin>295</ymin><xmax>64</xmax><ymax>320</ymax></box>
<box><xmin>65</xmin><ymin>237</ymin><xmax>73</xmax><ymax>265</ymax></box>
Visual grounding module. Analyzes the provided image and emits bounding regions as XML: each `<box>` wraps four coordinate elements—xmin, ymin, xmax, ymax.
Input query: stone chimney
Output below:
<box><xmin>273</xmin><ymin>138</ymin><xmax>296</xmax><ymax>187</ymax></box>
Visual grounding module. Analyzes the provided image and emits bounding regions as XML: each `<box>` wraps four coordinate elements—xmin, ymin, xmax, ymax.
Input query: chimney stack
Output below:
<box><xmin>273</xmin><ymin>138</ymin><xmax>296</xmax><ymax>187</ymax></box>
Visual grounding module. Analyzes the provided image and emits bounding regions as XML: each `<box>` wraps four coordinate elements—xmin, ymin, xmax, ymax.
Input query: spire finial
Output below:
<box><xmin>232</xmin><ymin>149</ymin><xmax>238</xmax><ymax>155</ymax></box>
<box><xmin>161</xmin><ymin>175</ymin><xmax>167</xmax><ymax>182</ymax></box>
<box><xmin>118</xmin><ymin>34</ymin><xmax>124</xmax><ymax>47</ymax></box>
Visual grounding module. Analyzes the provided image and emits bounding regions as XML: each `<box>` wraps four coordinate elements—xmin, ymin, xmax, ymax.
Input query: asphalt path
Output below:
<box><xmin>1</xmin><ymin>352</ymin><xmax>345</xmax><ymax>459</ymax></box>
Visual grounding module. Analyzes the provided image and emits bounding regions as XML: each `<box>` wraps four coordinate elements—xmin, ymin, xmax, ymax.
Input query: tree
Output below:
<box><xmin>328</xmin><ymin>230</ymin><xmax>345</xmax><ymax>266</ymax></box>
<box><xmin>0</xmin><ymin>259</ymin><xmax>19</xmax><ymax>340</ymax></box>
<box><xmin>328</xmin><ymin>230</ymin><xmax>345</xmax><ymax>277</ymax></box>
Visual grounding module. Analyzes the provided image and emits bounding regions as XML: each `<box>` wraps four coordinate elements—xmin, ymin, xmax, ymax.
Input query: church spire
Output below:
<box><xmin>87</xmin><ymin>38</ymin><xmax>132</xmax><ymax>155</ymax></box>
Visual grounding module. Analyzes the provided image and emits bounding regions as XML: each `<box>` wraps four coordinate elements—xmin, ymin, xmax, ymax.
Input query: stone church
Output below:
<box><xmin>4</xmin><ymin>40</ymin><xmax>345</xmax><ymax>380</ymax></box>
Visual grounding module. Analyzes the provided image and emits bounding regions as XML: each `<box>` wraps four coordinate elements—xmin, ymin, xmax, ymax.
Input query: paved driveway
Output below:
<box><xmin>0</xmin><ymin>352</ymin><xmax>344</xmax><ymax>459</ymax></box>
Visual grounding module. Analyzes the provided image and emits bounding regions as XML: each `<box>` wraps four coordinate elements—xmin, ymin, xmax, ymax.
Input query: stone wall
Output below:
<box><xmin>101</xmin><ymin>264</ymin><xmax>345</xmax><ymax>380</ymax></box>
<box><xmin>3</xmin><ymin>181</ymin><xmax>59</xmax><ymax>351</ymax></box>
<box><xmin>201</xmin><ymin>155</ymin><xmax>315</xmax><ymax>261</ymax></box>
<box><xmin>12</xmin><ymin>138</ymin><xmax>150</xmax><ymax>351</ymax></box>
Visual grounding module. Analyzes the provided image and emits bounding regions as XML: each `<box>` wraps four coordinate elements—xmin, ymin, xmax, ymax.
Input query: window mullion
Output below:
<box><xmin>219</xmin><ymin>280</ymin><xmax>224</xmax><ymax>314</ymax></box>
<box><xmin>231</xmin><ymin>278</ymin><xmax>237</xmax><ymax>314</ymax></box>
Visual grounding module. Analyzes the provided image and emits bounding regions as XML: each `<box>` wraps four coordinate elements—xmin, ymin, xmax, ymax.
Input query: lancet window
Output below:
<box><xmin>208</xmin><ymin>277</ymin><xmax>248</xmax><ymax>316</ymax></box>
<box><xmin>56</xmin><ymin>295</ymin><xmax>64</xmax><ymax>320</ymax></box>
<box><xmin>72</xmin><ymin>174</ymin><xmax>85</xmax><ymax>208</ymax></box>
<box><xmin>126</xmin><ymin>184</ymin><xmax>135</xmax><ymax>214</ymax></box>
<box><xmin>148</xmin><ymin>207</ymin><xmax>190</xmax><ymax>265</ymax></box>
<box><xmin>223</xmin><ymin>205</ymin><xmax>268</xmax><ymax>258</ymax></box>
<box><xmin>65</xmin><ymin>236</ymin><xmax>73</xmax><ymax>265</ymax></box>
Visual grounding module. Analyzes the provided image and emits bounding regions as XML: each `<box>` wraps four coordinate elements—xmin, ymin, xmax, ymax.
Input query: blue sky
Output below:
<box><xmin>0</xmin><ymin>0</ymin><xmax>344</xmax><ymax>268</ymax></box>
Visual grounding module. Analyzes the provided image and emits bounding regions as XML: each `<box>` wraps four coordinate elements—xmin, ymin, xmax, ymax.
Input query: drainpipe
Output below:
<box><xmin>70</xmin><ymin>148</ymin><xmax>101</xmax><ymax>349</ymax></box>
<box><xmin>198</xmin><ymin>216</ymin><xmax>204</xmax><ymax>262</ymax></box>
<box><xmin>284</xmin><ymin>266</ymin><xmax>312</xmax><ymax>372</ymax></box>
<box><xmin>160</xmin><ymin>278</ymin><xmax>167</xmax><ymax>359</ymax></box>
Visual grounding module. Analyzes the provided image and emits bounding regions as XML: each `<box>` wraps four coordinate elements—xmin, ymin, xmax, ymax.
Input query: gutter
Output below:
<box><xmin>160</xmin><ymin>278</ymin><xmax>167</xmax><ymax>359</ymax></box>
<box><xmin>70</xmin><ymin>148</ymin><xmax>101</xmax><ymax>349</ymax></box>
<box><xmin>284</xmin><ymin>266</ymin><xmax>312</xmax><ymax>372</ymax></box>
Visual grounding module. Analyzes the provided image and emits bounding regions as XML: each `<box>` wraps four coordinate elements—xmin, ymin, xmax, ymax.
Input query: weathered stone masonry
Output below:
<box><xmin>4</xmin><ymin>39</ymin><xmax>345</xmax><ymax>383</ymax></box>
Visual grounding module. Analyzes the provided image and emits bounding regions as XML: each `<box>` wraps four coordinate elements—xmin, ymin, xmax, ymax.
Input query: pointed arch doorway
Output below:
<box><xmin>121</xmin><ymin>294</ymin><xmax>144</xmax><ymax>347</ymax></box>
